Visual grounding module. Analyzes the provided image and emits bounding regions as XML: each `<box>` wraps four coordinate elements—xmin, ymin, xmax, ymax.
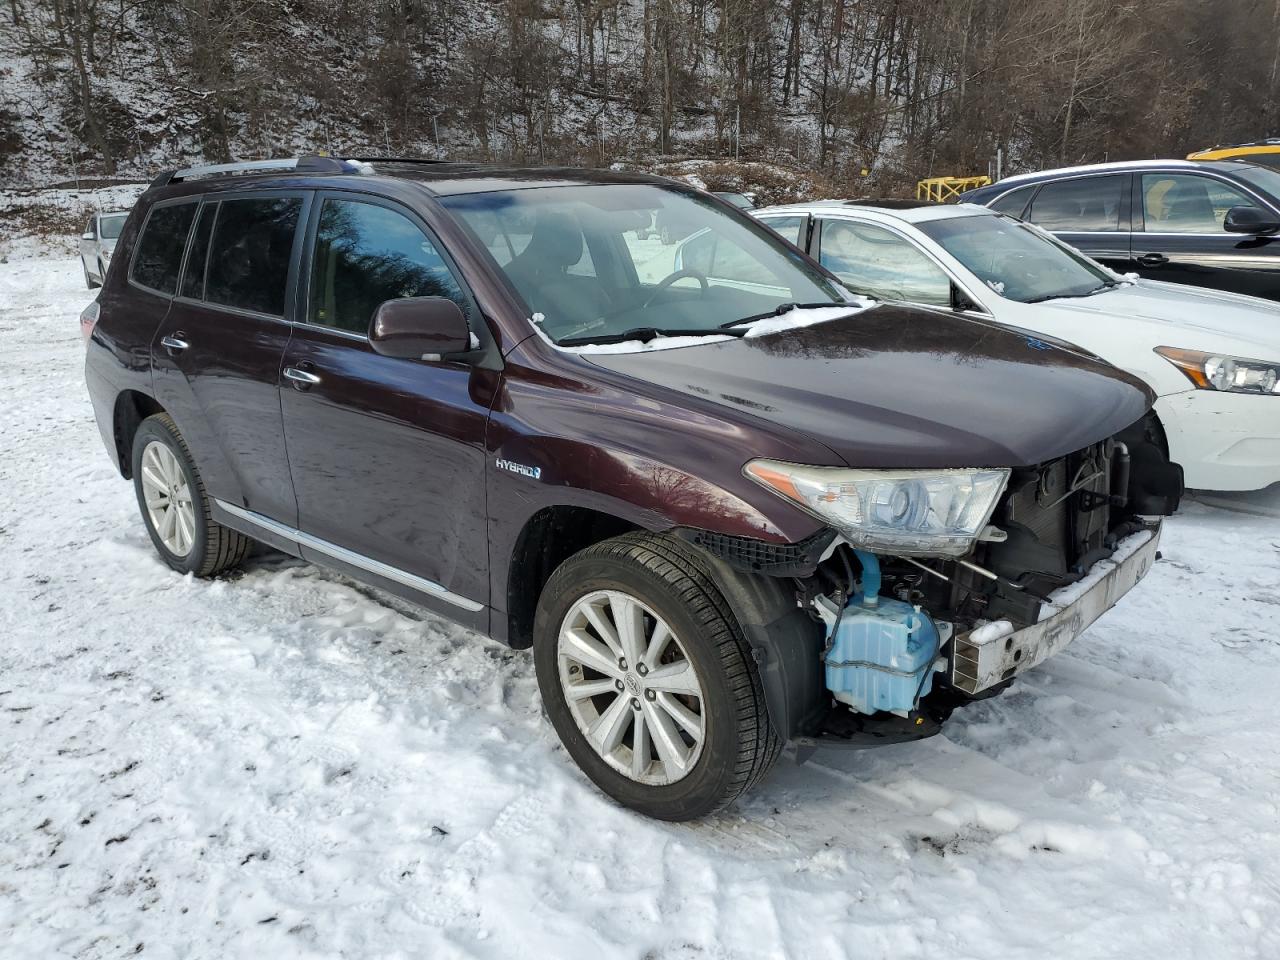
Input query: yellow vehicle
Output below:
<box><xmin>1187</xmin><ymin>141</ymin><xmax>1280</xmax><ymax>169</ymax></box>
<box><xmin>916</xmin><ymin>175</ymin><xmax>991</xmax><ymax>203</ymax></box>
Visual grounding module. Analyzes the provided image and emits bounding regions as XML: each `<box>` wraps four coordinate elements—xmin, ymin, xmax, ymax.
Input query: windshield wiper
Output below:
<box><xmin>719</xmin><ymin>301</ymin><xmax>850</xmax><ymax>330</ymax></box>
<box><xmin>1086</xmin><ymin>279</ymin><xmax>1121</xmax><ymax>295</ymax></box>
<box><xmin>1023</xmin><ymin>279</ymin><xmax>1120</xmax><ymax>304</ymax></box>
<box><xmin>558</xmin><ymin>326</ymin><xmax>746</xmax><ymax>348</ymax></box>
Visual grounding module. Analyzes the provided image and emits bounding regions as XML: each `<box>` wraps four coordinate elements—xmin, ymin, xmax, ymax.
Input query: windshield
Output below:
<box><xmin>918</xmin><ymin>214</ymin><xmax>1113</xmax><ymax>303</ymax></box>
<box><xmin>441</xmin><ymin>185</ymin><xmax>852</xmax><ymax>344</ymax></box>
<box><xmin>99</xmin><ymin>214</ymin><xmax>127</xmax><ymax>239</ymax></box>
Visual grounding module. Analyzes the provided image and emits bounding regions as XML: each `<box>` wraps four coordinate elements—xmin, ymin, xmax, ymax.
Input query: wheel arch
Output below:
<box><xmin>504</xmin><ymin>504</ymin><xmax>642</xmax><ymax>650</ymax></box>
<box><xmin>113</xmin><ymin>389</ymin><xmax>166</xmax><ymax>479</ymax></box>
<box><xmin>506</xmin><ymin>505</ymin><xmax>827</xmax><ymax>741</ymax></box>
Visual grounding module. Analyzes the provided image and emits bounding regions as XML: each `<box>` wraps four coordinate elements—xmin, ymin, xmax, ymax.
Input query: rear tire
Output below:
<box><xmin>533</xmin><ymin>532</ymin><xmax>781</xmax><ymax>820</ymax></box>
<box><xmin>131</xmin><ymin>413</ymin><xmax>252</xmax><ymax>577</ymax></box>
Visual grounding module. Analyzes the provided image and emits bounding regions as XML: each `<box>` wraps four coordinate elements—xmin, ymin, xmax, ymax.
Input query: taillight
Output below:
<box><xmin>80</xmin><ymin>299</ymin><xmax>100</xmax><ymax>344</ymax></box>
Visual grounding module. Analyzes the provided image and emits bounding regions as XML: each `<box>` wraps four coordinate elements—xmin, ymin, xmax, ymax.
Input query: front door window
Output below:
<box><xmin>1026</xmin><ymin>175</ymin><xmax>1124</xmax><ymax>232</ymax></box>
<box><xmin>309</xmin><ymin>199</ymin><xmax>472</xmax><ymax>334</ymax></box>
<box><xmin>1140</xmin><ymin>174</ymin><xmax>1262</xmax><ymax>234</ymax></box>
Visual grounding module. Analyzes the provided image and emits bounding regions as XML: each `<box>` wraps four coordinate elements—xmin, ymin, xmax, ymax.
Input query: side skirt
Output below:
<box><xmin>210</xmin><ymin>499</ymin><xmax>490</xmax><ymax>632</ymax></box>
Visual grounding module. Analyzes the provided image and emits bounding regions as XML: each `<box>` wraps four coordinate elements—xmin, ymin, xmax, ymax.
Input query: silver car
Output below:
<box><xmin>79</xmin><ymin>212</ymin><xmax>129</xmax><ymax>288</ymax></box>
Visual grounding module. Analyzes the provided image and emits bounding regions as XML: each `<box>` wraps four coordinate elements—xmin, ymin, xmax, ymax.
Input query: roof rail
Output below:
<box><xmin>342</xmin><ymin>156</ymin><xmax>452</xmax><ymax>166</ymax></box>
<box><xmin>149</xmin><ymin>155</ymin><xmax>367</xmax><ymax>189</ymax></box>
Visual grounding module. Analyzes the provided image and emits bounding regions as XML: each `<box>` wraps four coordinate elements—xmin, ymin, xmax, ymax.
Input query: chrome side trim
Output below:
<box><xmin>218</xmin><ymin>501</ymin><xmax>297</xmax><ymax>541</ymax></box>
<box><xmin>214</xmin><ymin>499</ymin><xmax>484</xmax><ymax>612</ymax></box>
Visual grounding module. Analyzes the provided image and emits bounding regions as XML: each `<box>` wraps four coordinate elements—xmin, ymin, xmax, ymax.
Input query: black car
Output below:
<box><xmin>961</xmin><ymin>159</ymin><xmax>1280</xmax><ymax>301</ymax></box>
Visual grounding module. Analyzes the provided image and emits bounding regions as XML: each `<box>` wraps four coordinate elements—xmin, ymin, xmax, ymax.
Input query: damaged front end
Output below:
<box><xmin>686</xmin><ymin>418</ymin><xmax>1184</xmax><ymax>752</ymax></box>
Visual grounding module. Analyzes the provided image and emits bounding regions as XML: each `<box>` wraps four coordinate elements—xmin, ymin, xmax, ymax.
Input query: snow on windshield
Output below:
<box><xmin>530</xmin><ymin>299</ymin><xmax>873</xmax><ymax>354</ymax></box>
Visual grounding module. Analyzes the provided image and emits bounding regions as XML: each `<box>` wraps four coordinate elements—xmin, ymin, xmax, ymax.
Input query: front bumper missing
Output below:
<box><xmin>951</xmin><ymin>527</ymin><xmax>1162</xmax><ymax>695</ymax></box>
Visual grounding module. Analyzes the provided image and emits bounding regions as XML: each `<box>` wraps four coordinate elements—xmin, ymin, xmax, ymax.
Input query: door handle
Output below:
<box><xmin>1137</xmin><ymin>253</ymin><xmax>1169</xmax><ymax>266</ymax></box>
<box><xmin>159</xmin><ymin>334</ymin><xmax>190</xmax><ymax>354</ymax></box>
<box><xmin>283</xmin><ymin>365</ymin><xmax>322</xmax><ymax>389</ymax></box>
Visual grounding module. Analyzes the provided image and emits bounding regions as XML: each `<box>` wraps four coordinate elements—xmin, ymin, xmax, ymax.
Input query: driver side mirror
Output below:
<box><xmin>369</xmin><ymin>297</ymin><xmax>472</xmax><ymax>361</ymax></box>
<box><xmin>82</xmin><ymin>231</ymin><xmax>95</xmax><ymax>240</ymax></box>
<box><xmin>1223</xmin><ymin>205</ymin><xmax>1280</xmax><ymax>235</ymax></box>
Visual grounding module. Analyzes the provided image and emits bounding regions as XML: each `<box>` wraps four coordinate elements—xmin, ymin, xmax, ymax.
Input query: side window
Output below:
<box><xmin>1026</xmin><ymin>175</ymin><xmax>1124</xmax><ymax>231</ymax></box>
<box><xmin>309</xmin><ymin>198</ymin><xmax>470</xmax><ymax>335</ymax></box>
<box><xmin>818</xmin><ymin>219</ymin><xmax>952</xmax><ymax>307</ymax></box>
<box><xmin>467</xmin><ymin>207</ymin><xmax>534</xmax><ymax>267</ymax></box>
<box><xmin>989</xmin><ymin>185</ymin><xmax>1035</xmax><ymax>218</ymax></box>
<box><xmin>206</xmin><ymin>197</ymin><xmax>302</xmax><ymax>316</ymax></box>
<box><xmin>179</xmin><ymin>202</ymin><xmax>215</xmax><ymax>300</ymax></box>
<box><xmin>675</xmin><ymin>228</ymin><xmax>782</xmax><ymax>287</ymax></box>
<box><xmin>130</xmin><ymin>202</ymin><xmax>197</xmax><ymax>294</ymax></box>
<box><xmin>1141</xmin><ymin>174</ymin><xmax>1260</xmax><ymax>233</ymax></box>
<box><xmin>757</xmin><ymin>215</ymin><xmax>808</xmax><ymax>248</ymax></box>
<box><xmin>676</xmin><ymin>229</ymin><xmax>715</xmax><ymax>275</ymax></box>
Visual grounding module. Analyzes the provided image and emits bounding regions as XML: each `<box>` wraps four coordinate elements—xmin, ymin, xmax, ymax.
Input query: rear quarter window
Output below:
<box><xmin>988</xmin><ymin>185</ymin><xmax>1035</xmax><ymax>218</ymax></box>
<box><xmin>130</xmin><ymin>202</ymin><xmax>198</xmax><ymax>294</ymax></box>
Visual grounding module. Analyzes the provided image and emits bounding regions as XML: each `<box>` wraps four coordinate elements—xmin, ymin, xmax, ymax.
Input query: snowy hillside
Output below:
<box><xmin>3</xmin><ymin>0</ymin><xmax>1279</xmax><ymax>192</ymax></box>
<box><xmin>2</xmin><ymin>251</ymin><xmax>1280</xmax><ymax>958</ymax></box>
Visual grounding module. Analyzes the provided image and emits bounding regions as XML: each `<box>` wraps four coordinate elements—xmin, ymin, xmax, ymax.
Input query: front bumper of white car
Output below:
<box><xmin>1156</xmin><ymin>390</ymin><xmax>1280</xmax><ymax>491</ymax></box>
<box><xmin>951</xmin><ymin>527</ymin><xmax>1161</xmax><ymax>695</ymax></box>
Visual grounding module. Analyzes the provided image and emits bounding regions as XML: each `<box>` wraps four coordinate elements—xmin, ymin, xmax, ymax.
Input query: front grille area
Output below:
<box><xmin>962</xmin><ymin>437</ymin><xmax>1125</xmax><ymax>626</ymax></box>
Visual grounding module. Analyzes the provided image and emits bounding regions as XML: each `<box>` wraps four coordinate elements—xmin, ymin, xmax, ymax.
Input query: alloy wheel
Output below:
<box><xmin>139</xmin><ymin>440</ymin><xmax>196</xmax><ymax>557</ymax></box>
<box><xmin>557</xmin><ymin>589</ymin><xmax>706</xmax><ymax>785</ymax></box>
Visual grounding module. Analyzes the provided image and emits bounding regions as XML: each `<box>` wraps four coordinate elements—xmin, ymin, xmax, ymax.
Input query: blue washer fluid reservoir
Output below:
<box><xmin>824</xmin><ymin>552</ymin><xmax>946</xmax><ymax>717</ymax></box>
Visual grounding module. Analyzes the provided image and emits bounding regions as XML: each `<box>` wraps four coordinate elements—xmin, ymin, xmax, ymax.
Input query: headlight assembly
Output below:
<box><xmin>1156</xmin><ymin>346</ymin><xmax>1280</xmax><ymax>395</ymax></box>
<box><xmin>744</xmin><ymin>460</ymin><xmax>1009</xmax><ymax>557</ymax></box>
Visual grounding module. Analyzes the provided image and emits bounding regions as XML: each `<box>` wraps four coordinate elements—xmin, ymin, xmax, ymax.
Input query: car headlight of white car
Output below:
<box><xmin>1156</xmin><ymin>346</ymin><xmax>1280</xmax><ymax>396</ymax></box>
<box><xmin>100</xmin><ymin>247</ymin><xmax>112</xmax><ymax>262</ymax></box>
<box><xmin>745</xmin><ymin>460</ymin><xmax>1009</xmax><ymax>557</ymax></box>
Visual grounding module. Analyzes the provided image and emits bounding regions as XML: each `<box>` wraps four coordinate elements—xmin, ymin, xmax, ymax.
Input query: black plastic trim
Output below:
<box><xmin>674</xmin><ymin>526</ymin><xmax>836</xmax><ymax>578</ymax></box>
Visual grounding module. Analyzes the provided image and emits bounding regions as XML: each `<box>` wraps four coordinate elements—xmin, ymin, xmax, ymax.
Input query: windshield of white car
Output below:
<box><xmin>99</xmin><ymin>214</ymin><xmax>127</xmax><ymax>239</ymax></box>
<box><xmin>441</xmin><ymin>185</ymin><xmax>854</xmax><ymax>345</ymax></box>
<box><xmin>918</xmin><ymin>214</ymin><xmax>1114</xmax><ymax>303</ymax></box>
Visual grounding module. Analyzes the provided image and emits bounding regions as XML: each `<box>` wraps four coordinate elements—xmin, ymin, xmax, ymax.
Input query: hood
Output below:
<box><xmin>586</xmin><ymin>305</ymin><xmax>1153</xmax><ymax>469</ymax></box>
<box><xmin>1044</xmin><ymin>279</ymin><xmax>1280</xmax><ymax>356</ymax></box>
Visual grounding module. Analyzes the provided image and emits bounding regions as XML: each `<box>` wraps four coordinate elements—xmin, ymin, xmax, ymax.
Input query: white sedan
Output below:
<box><xmin>754</xmin><ymin>201</ymin><xmax>1280</xmax><ymax>491</ymax></box>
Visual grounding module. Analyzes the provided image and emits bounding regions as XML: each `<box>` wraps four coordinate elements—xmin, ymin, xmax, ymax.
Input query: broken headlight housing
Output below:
<box><xmin>745</xmin><ymin>460</ymin><xmax>1009</xmax><ymax>557</ymax></box>
<box><xmin>1156</xmin><ymin>346</ymin><xmax>1280</xmax><ymax>395</ymax></box>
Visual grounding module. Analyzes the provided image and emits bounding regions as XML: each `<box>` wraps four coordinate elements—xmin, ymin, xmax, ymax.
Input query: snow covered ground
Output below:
<box><xmin>3</xmin><ymin>255</ymin><xmax>1280</xmax><ymax>960</ymax></box>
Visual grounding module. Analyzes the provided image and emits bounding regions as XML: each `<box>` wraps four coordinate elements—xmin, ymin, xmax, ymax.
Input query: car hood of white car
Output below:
<box><xmin>1032</xmin><ymin>279</ymin><xmax>1280</xmax><ymax>359</ymax></box>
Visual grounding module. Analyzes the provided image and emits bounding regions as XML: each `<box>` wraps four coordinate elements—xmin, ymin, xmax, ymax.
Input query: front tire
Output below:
<box><xmin>131</xmin><ymin>413</ymin><xmax>252</xmax><ymax>577</ymax></box>
<box><xmin>533</xmin><ymin>532</ymin><xmax>780</xmax><ymax>820</ymax></box>
<box><xmin>83</xmin><ymin>258</ymin><xmax>100</xmax><ymax>289</ymax></box>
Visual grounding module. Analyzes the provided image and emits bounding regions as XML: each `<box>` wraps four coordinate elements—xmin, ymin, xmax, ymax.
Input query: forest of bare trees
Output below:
<box><xmin>3</xmin><ymin>0</ymin><xmax>1280</xmax><ymax>191</ymax></box>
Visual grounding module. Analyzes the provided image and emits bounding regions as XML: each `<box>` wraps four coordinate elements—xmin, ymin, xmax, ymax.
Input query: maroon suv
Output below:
<box><xmin>82</xmin><ymin>157</ymin><xmax>1182</xmax><ymax>820</ymax></box>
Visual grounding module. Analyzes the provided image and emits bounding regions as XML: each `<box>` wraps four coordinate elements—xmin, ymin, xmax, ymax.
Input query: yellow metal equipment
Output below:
<box><xmin>916</xmin><ymin>175</ymin><xmax>992</xmax><ymax>203</ymax></box>
<box><xmin>1187</xmin><ymin>142</ymin><xmax>1280</xmax><ymax>164</ymax></box>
